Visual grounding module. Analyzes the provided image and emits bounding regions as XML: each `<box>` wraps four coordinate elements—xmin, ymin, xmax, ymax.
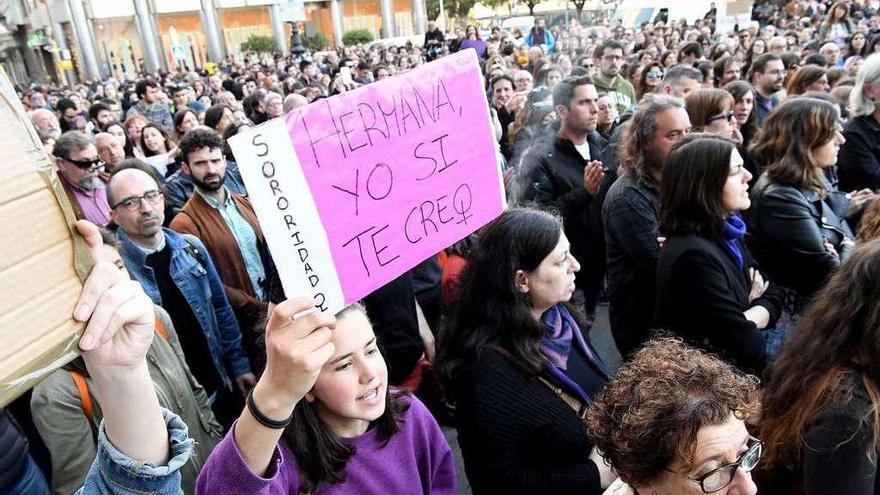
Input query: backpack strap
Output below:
<box><xmin>71</xmin><ymin>313</ymin><xmax>167</xmax><ymax>432</ymax></box>
<box><xmin>70</xmin><ymin>370</ymin><xmax>94</xmax><ymax>424</ymax></box>
<box><xmin>154</xmin><ymin>314</ymin><xmax>169</xmax><ymax>342</ymax></box>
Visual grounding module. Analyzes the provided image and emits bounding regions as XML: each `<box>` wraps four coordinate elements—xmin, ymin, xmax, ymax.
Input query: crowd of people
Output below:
<box><xmin>6</xmin><ymin>0</ymin><xmax>880</xmax><ymax>493</ymax></box>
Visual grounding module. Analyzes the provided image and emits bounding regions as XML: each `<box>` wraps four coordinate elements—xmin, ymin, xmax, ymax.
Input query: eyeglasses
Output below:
<box><xmin>112</xmin><ymin>189</ymin><xmax>164</xmax><ymax>211</ymax></box>
<box><xmin>62</xmin><ymin>156</ymin><xmax>104</xmax><ymax>170</ymax></box>
<box><xmin>646</xmin><ymin>70</ymin><xmax>664</xmax><ymax>78</ymax></box>
<box><xmin>708</xmin><ymin>111</ymin><xmax>735</xmax><ymax>124</ymax></box>
<box><xmin>670</xmin><ymin>436</ymin><xmax>763</xmax><ymax>494</ymax></box>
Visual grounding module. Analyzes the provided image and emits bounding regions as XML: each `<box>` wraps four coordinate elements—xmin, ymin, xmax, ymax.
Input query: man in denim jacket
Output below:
<box><xmin>107</xmin><ymin>164</ymin><xmax>256</xmax><ymax>427</ymax></box>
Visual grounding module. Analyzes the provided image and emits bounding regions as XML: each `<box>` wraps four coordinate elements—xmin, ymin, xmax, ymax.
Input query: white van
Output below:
<box><xmin>610</xmin><ymin>0</ymin><xmax>714</xmax><ymax>27</ymax></box>
<box><xmin>610</xmin><ymin>0</ymin><xmax>754</xmax><ymax>30</ymax></box>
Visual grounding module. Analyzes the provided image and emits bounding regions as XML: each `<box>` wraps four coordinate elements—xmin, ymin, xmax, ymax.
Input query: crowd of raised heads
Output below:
<box><xmin>7</xmin><ymin>0</ymin><xmax>880</xmax><ymax>494</ymax></box>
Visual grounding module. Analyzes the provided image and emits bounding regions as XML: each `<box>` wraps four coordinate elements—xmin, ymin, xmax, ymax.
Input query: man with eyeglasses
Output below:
<box><xmin>593</xmin><ymin>40</ymin><xmax>636</xmax><ymax>115</ymax></box>
<box><xmin>107</xmin><ymin>164</ymin><xmax>255</xmax><ymax>429</ymax></box>
<box><xmin>53</xmin><ymin>131</ymin><xmax>111</xmax><ymax>226</ymax></box>
<box><xmin>749</xmin><ymin>53</ymin><xmax>786</xmax><ymax>123</ymax></box>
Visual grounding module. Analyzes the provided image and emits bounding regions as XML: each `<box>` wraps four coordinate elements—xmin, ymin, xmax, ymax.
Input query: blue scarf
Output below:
<box><xmin>723</xmin><ymin>214</ymin><xmax>747</xmax><ymax>268</ymax></box>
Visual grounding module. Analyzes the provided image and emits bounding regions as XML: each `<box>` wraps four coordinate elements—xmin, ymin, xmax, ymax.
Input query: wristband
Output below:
<box><xmin>246</xmin><ymin>389</ymin><xmax>293</xmax><ymax>429</ymax></box>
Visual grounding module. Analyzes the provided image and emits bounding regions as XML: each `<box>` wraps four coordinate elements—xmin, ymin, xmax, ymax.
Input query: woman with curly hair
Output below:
<box><xmin>436</xmin><ymin>207</ymin><xmax>616</xmax><ymax>494</ymax></box>
<box><xmin>586</xmin><ymin>338</ymin><xmax>760</xmax><ymax>495</ymax></box>
<box><xmin>758</xmin><ymin>240</ymin><xmax>880</xmax><ymax>493</ymax></box>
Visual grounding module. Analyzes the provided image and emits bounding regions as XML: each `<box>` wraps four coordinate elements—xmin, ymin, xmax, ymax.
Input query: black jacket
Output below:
<box><xmin>520</xmin><ymin>133</ymin><xmax>607</xmax><ymax>294</ymax></box>
<box><xmin>758</xmin><ymin>370</ymin><xmax>880</xmax><ymax>494</ymax></box>
<box><xmin>454</xmin><ymin>350</ymin><xmax>604</xmax><ymax>495</ymax></box>
<box><xmin>747</xmin><ymin>173</ymin><xmax>854</xmax><ymax>301</ymax></box>
<box><xmin>838</xmin><ymin>114</ymin><xmax>880</xmax><ymax>192</ymax></box>
<box><xmin>0</xmin><ymin>409</ymin><xmax>28</xmax><ymax>488</ymax></box>
<box><xmin>603</xmin><ymin>172</ymin><xmax>661</xmax><ymax>357</ymax></box>
<box><xmin>655</xmin><ymin>234</ymin><xmax>782</xmax><ymax>374</ymax></box>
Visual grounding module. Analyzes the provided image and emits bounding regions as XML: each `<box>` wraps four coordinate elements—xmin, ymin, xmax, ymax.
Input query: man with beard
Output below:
<box><xmin>593</xmin><ymin>40</ymin><xmax>636</xmax><ymax>115</ymax></box>
<box><xmin>603</xmin><ymin>94</ymin><xmax>691</xmax><ymax>357</ymax></box>
<box><xmin>519</xmin><ymin>75</ymin><xmax>607</xmax><ymax>318</ymax></box>
<box><xmin>52</xmin><ymin>131</ymin><xmax>111</xmax><ymax>226</ymax></box>
<box><xmin>30</xmin><ymin>108</ymin><xmax>61</xmax><ymax>153</ymax></box>
<box><xmin>170</xmin><ymin>128</ymin><xmax>270</xmax><ymax>373</ymax></box>
<box><xmin>749</xmin><ymin>53</ymin><xmax>786</xmax><ymax>123</ymax></box>
<box><xmin>164</xmin><ymin>126</ymin><xmax>248</xmax><ymax>223</ymax></box>
<box><xmin>108</xmin><ymin>163</ymin><xmax>256</xmax><ymax>428</ymax></box>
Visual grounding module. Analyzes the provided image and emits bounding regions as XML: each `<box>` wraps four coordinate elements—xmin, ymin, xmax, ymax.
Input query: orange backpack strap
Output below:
<box><xmin>70</xmin><ymin>370</ymin><xmax>94</xmax><ymax>423</ymax></box>
<box><xmin>154</xmin><ymin>314</ymin><xmax>169</xmax><ymax>342</ymax></box>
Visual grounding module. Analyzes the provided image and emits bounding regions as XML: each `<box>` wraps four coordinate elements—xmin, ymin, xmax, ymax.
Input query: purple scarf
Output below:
<box><xmin>539</xmin><ymin>304</ymin><xmax>579</xmax><ymax>369</ymax></box>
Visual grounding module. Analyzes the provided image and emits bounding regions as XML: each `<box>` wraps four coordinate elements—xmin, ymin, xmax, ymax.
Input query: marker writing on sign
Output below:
<box><xmin>296</xmin><ymin>75</ymin><xmax>459</xmax><ymax>168</ymax></box>
<box><xmin>251</xmin><ymin>133</ymin><xmax>328</xmax><ymax>312</ymax></box>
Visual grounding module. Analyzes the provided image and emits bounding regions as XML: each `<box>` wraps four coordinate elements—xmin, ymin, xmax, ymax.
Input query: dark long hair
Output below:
<box><xmin>760</xmin><ymin>240</ymin><xmax>880</xmax><ymax>471</ymax></box>
<box><xmin>723</xmin><ymin>80</ymin><xmax>757</xmax><ymax>146</ymax></box>
<box><xmin>659</xmin><ymin>133</ymin><xmax>738</xmax><ymax>239</ymax></box>
<box><xmin>140</xmin><ymin>122</ymin><xmax>176</xmax><ymax>158</ymax></box>
<box><xmin>748</xmin><ymin>97</ymin><xmax>839</xmax><ymax>193</ymax></box>
<box><xmin>173</xmin><ymin>108</ymin><xmax>198</xmax><ymax>140</ymax></box>
<box><xmin>436</xmin><ymin>207</ymin><xmax>568</xmax><ymax>391</ymax></box>
<box><xmin>281</xmin><ymin>303</ymin><xmax>409</xmax><ymax>494</ymax></box>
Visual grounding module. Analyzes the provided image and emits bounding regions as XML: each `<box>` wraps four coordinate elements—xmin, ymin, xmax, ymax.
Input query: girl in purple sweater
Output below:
<box><xmin>196</xmin><ymin>298</ymin><xmax>456</xmax><ymax>495</ymax></box>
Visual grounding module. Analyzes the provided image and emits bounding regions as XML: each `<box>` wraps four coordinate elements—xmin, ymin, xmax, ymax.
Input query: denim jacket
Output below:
<box><xmin>76</xmin><ymin>408</ymin><xmax>191</xmax><ymax>495</ymax></box>
<box><xmin>118</xmin><ymin>228</ymin><xmax>252</xmax><ymax>389</ymax></box>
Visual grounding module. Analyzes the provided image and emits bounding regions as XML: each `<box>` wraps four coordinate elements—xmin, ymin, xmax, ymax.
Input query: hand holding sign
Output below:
<box><xmin>231</xmin><ymin>50</ymin><xmax>505</xmax><ymax>314</ymax></box>
<box><xmin>255</xmin><ymin>298</ymin><xmax>337</xmax><ymax>417</ymax></box>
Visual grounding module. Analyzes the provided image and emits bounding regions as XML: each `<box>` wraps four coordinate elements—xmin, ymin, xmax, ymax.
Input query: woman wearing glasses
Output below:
<box><xmin>654</xmin><ymin>134</ymin><xmax>781</xmax><ymax>374</ymax></box>
<box><xmin>685</xmin><ymin>88</ymin><xmax>742</xmax><ymax>143</ymax></box>
<box><xmin>635</xmin><ymin>63</ymin><xmax>663</xmax><ymax>101</ymax></box>
<box><xmin>758</xmin><ymin>240</ymin><xmax>880</xmax><ymax>494</ymax></box>
<box><xmin>587</xmin><ymin>337</ymin><xmax>762</xmax><ymax>495</ymax></box>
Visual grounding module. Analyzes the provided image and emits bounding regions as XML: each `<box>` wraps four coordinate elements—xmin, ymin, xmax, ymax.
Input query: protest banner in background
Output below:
<box><xmin>230</xmin><ymin>49</ymin><xmax>505</xmax><ymax>314</ymax></box>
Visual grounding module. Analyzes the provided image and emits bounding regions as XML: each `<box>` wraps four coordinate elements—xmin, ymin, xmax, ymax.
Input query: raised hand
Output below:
<box><xmin>255</xmin><ymin>298</ymin><xmax>337</xmax><ymax>417</ymax></box>
<box><xmin>73</xmin><ymin>220</ymin><xmax>155</xmax><ymax>371</ymax></box>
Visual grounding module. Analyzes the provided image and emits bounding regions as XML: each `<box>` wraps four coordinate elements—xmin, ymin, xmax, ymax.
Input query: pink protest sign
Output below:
<box><xmin>230</xmin><ymin>49</ymin><xmax>505</xmax><ymax>313</ymax></box>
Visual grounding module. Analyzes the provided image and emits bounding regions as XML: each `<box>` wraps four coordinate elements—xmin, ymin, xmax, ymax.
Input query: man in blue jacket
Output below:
<box><xmin>107</xmin><ymin>163</ymin><xmax>256</xmax><ymax>427</ymax></box>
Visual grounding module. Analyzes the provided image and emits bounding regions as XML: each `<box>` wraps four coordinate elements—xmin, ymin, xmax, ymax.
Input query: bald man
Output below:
<box><xmin>282</xmin><ymin>93</ymin><xmax>308</xmax><ymax>113</ymax></box>
<box><xmin>94</xmin><ymin>132</ymin><xmax>125</xmax><ymax>182</ymax></box>
<box><xmin>30</xmin><ymin>108</ymin><xmax>61</xmax><ymax>143</ymax></box>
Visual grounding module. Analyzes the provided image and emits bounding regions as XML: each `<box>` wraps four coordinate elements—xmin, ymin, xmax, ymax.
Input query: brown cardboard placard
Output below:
<box><xmin>0</xmin><ymin>66</ymin><xmax>93</xmax><ymax>406</ymax></box>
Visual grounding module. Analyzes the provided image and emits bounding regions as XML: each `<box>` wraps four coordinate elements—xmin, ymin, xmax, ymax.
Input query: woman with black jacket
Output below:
<box><xmin>759</xmin><ymin>240</ymin><xmax>880</xmax><ymax>494</ymax></box>
<box><xmin>436</xmin><ymin>207</ymin><xmax>616</xmax><ymax>495</ymax></box>
<box><xmin>655</xmin><ymin>134</ymin><xmax>782</xmax><ymax>374</ymax></box>
<box><xmin>747</xmin><ymin>98</ymin><xmax>858</xmax><ymax>345</ymax></box>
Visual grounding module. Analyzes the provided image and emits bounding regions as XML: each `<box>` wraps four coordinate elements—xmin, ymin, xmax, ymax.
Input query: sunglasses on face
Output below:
<box><xmin>63</xmin><ymin>156</ymin><xmax>104</xmax><ymax>170</ymax></box>
<box><xmin>647</xmin><ymin>70</ymin><xmax>664</xmax><ymax>78</ymax></box>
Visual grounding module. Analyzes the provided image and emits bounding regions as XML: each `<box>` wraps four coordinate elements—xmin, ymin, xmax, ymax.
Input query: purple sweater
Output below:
<box><xmin>196</xmin><ymin>396</ymin><xmax>457</xmax><ymax>494</ymax></box>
